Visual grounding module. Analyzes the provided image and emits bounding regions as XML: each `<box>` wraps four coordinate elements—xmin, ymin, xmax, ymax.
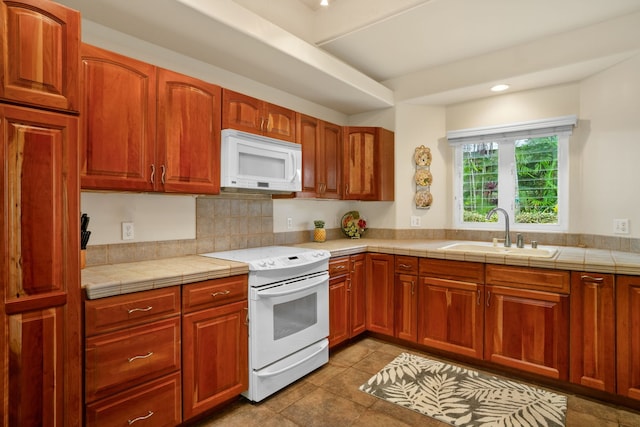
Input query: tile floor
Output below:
<box><xmin>191</xmin><ymin>337</ymin><xmax>640</xmax><ymax>427</ymax></box>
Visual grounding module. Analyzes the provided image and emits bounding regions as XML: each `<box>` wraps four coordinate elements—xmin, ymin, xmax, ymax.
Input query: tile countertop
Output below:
<box><xmin>82</xmin><ymin>239</ymin><xmax>640</xmax><ymax>300</ymax></box>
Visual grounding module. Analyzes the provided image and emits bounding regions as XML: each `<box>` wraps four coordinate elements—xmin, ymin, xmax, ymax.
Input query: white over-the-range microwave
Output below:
<box><xmin>220</xmin><ymin>129</ymin><xmax>302</xmax><ymax>193</ymax></box>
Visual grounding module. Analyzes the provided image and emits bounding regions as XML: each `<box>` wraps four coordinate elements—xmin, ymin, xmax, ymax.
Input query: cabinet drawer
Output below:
<box><xmin>395</xmin><ymin>256</ymin><xmax>418</xmax><ymax>274</ymax></box>
<box><xmin>85</xmin><ymin>287</ymin><xmax>180</xmax><ymax>336</ymax></box>
<box><xmin>182</xmin><ymin>275</ymin><xmax>247</xmax><ymax>313</ymax></box>
<box><xmin>85</xmin><ymin>317</ymin><xmax>181</xmax><ymax>402</ymax></box>
<box><xmin>419</xmin><ymin>258</ymin><xmax>484</xmax><ymax>283</ymax></box>
<box><xmin>486</xmin><ymin>264</ymin><xmax>569</xmax><ymax>294</ymax></box>
<box><xmin>329</xmin><ymin>257</ymin><xmax>350</xmax><ymax>276</ymax></box>
<box><xmin>85</xmin><ymin>372</ymin><xmax>181</xmax><ymax>427</ymax></box>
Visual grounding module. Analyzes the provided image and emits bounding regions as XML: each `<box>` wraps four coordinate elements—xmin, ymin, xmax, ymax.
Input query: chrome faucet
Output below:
<box><xmin>486</xmin><ymin>207</ymin><xmax>511</xmax><ymax>247</ymax></box>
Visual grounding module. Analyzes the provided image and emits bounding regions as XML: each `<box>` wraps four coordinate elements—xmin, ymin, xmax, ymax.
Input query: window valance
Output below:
<box><xmin>446</xmin><ymin>115</ymin><xmax>577</xmax><ymax>146</ymax></box>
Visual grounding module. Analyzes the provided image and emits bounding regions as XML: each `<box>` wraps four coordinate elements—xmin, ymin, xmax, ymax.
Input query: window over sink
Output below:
<box><xmin>448</xmin><ymin>115</ymin><xmax>576</xmax><ymax>232</ymax></box>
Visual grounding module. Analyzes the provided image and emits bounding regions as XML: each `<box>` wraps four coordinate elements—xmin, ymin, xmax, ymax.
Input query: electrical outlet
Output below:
<box><xmin>122</xmin><ymin>221</ymin><xmax>135</xmax><ymax>240</ymax></box>
<box><xmin>410</xmin><ymin>216</ymin><xmax>421</xmax><ymax>227</ymax></box>
<box><xmin>613</xmin><ymin>218</ymin><xmax>629</xmax><ymax>234</ymax></box>
<box><xmin>287</xmin><ymin>217</ymin><xmax>293</xmax><ymax>229</ymax></box>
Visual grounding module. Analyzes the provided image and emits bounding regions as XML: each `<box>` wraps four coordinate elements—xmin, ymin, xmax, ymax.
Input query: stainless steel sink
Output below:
<box><xmin>439</xmin><ymin>242</ymin><xmax>558</xmax><ymax>258</ymax></box>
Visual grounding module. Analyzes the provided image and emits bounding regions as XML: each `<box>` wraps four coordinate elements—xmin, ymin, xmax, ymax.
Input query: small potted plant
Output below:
<box><xmin>313</xmin><ymin>220</ymin><xmax>326</xmax><ymax>243</ymax></box>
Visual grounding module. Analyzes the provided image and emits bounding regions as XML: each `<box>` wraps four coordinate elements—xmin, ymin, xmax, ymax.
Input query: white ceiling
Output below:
<box><xmin>57</xmin><ymin>0</ymin><xmax>640</xmax><ymax>114</ymax></box>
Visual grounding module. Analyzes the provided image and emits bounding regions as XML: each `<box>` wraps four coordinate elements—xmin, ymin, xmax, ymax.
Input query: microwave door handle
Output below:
<box><xmin>287</xmin><ymin>152</ymin><xmax>296</xmax><ymax>182</ymax></box>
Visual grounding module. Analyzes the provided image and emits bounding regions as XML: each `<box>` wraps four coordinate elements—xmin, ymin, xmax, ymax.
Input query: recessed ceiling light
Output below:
<box><xmin>320</xmin><ymin>0</ymin><xmax>329</xmax><ymax>6</ymax></box>
<box><xmin>491</xmin><ymin>84</ymin><xmax>510</xmax><ymax>92</ymax></box>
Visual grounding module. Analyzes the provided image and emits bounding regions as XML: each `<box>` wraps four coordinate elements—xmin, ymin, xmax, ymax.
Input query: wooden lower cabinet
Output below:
<box><xmin>365</xmin><ymin>253</ymin><xmax>395</xmax><ymax>336</ymax></box>
<box><xmin>616</xmin><ymin>275</ymin><xmax>640</xmax><ymax>401</ymax></box>
<box><xmin>328</xmin><ymin>254</ymin><xmax>366</xmax><ymax>348</ymax></box>
<box><xmin>85</xmin><ymin>372</ymin><xmax>181</xmax><ymax>427</ymax></box>
<box><xmin>484</xmin><ymin>284</ymin><xmax>569</xmax><ymax>380</ymax></box>
<box><xmin>394</xmin><ymin>256</ymin><xmax>418</xmax><ymax>342</ymax></box>
<box><xmin>182</xmin><ymin>300</ymin><xmax>248</xmax><ymax>419</ymax></box>
<box><xmin>570</xmin><ymin>272</ymin><xmax>616</xmax><ymax>393</ymax></box>
<box><xmin>417</xmin><ymin>259</ymin><xmax>484</xmax><ymax>359</ymax></box>
<box><xmin>182</xmin><ymin>276</ymin><xmax>248</xmax><ymax>420</ymax></box>
<box><xmin>84</xmin><ymin>287</ymin><xmax>182</xmax><ymax>426</ymax></box>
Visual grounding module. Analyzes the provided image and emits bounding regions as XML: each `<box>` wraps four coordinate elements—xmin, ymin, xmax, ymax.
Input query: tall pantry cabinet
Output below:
<box><xmin>0</xmin><ymin>0</ymin><xmax>81</xmax><ymax>426</ymax></box>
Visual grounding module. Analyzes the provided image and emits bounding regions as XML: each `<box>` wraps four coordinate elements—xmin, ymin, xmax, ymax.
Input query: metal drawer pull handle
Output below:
<box><xmin>211</xmin><ymin>290</ymin><xmax>231</xmax><ymax>297</ymax></box>
<box><xmin>581</xmin><ymin>275</ymin><xmax>604</xmax><ymax>284</ymax></box>
<box><xmin>486</xmin><ymin>291</ymin><xmax>491</xmax><ymax>307</ymax></box>
<box><xmin>128</xmin><ymin>352</ymin><xmax>153</xmax><ymax>363</ymax></box>
<box><xmin>477</xmin><ymin>289</ymin><xmax>481</xmax><ymax>306</ymax></box>
<box><xmin>161</xmin><ymin>164</ymin><xmax>166</xmax><ymax>184</ymax></box>
<box><xmin>399</xmin><ymin>264</ymin><xmax>412</xmax><ymax>269</ymax></box>
<box><xmin>333</xmin><ymin>265</ymin><xmax>346</xmax><ymax>270</ymax></box>
<box><xmin>128</xmin><ymin>411</ymin><xmax>154</xmax><ymax>425</ymax></box>
<box><xmin>150</xmin><ymin>164</ymin><xmax>155</xmax><ymax>184</ymax></box>
<box><xmin>127</xmin><ymin>306</ymin><xmax>152</xmax><ymax>314</ymax></box>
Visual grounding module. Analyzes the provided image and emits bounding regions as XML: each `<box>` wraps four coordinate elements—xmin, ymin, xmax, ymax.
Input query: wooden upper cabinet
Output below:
<box><xmin>157</xmin><ymin>68</ymin><xmax>221</xmax><ymax>194</ymax></box>
<box><xmin>222</xmin><ymin>89</ymin><xmax>296</xmax><ymax>142</ymax></box>
<box><xmin>0</xmin><ymin>0</ymin><xmax>80</xmax><ymax>112</ymax></box>
<box><xmin>1</xmin><ymin>104</ymin><xmax>79</xmax><ymax>311</ymax></box>
<box><xmin>81</xmin><ymin>46</ymin><xmax>222</xmax><ymax>194</ymax></box>
<box><xmin>80</xmin><ymin>44</ymin><xmax>156</xmax><ymax>191</ymax></box>
<box><xmin>343</xmin><ymin>127</ymin><xmax>394</xmax><ymax>201</ymax></box>
<box><xmin>296</xmin><ymin>114</ymin><xmax>342</xmax><ymax>199</ymax></box>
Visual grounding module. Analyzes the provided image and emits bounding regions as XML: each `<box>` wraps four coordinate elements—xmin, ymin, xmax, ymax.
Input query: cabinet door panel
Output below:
<box><xmin>182</xmin><ymin>300</ymin><xmax>248</xmax><ymax>419</ymax></box>
<box><xmin>617</xmin><ymin>276</ymin><xmax>640</xmax><ymax>400</ymax></box>
<box><xmin>485</xmin><ymin>285</ymin><xmax>569</xmax><ymax>380</ymax></box>
<box><xmin>264</xmin><ymin>103</ymin><xmax>296</xmax><ymax>142</ymax></box>
<box><xmin>329</xmin><ymin>274</ymin><xmax>349</xmax><ymax>348</ymax></box>
<box><xmin>80</xmin><ymin>44</ymin><xmax>156</xmax><ymax>191</ymax></box>
<box><xmin>350</xmin><ymin>254</ymin><xmax>366</xmax><ymax>337</ymax></box>
<box><xmin>157</xmin><ymin>68</ymin><xmax>221</xmax><ymax>194</ymax></box>
<box><xmin>395</xmin><ymin>273</ymin><xmax>417</xmax><ymax>342</ymax></box>
<box><xmin>365</xmin><ymin>254</ymin><xmax>394</xmax><ymax>335</ymax></box>
<box><xmin>570</xmin><ymin>272</ymin><xmax>615</xmax><ymax>393</ymax></box>
<box><xmin>222</xmin><ymin>89</ymin><xmax>262</xmax><ymax>134</ymax></box>
<box><xmin>0</xmin><ymin>0</ymin><xmax>80</xmax><ymax>111</ymax></box>
<box><xmin>297</xmin><ymin>114</ymin><xmax>320</xmax><ymax>197</ymax></box>
<box><xmin>344</xmin><ymin>128</ymin><xmax>376</xmax><ymax>200</ymax></box>
<box><xmin>321</xmin><ymin>121</ymin><xmax>342</xmax><ymax>199</ymax></box>
<box><xmin>418</xmin><ymin>278</ymin><xmax>483</xmax><ymax>359</ymax></box>
<box><xmin>7</xmin><ymin>308</ymin><xmax>64</xmax><ymax>427</ymax></box>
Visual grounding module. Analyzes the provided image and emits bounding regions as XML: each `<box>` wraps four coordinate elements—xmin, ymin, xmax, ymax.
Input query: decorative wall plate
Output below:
<box><xmin>341</xmin><ymin>211</ymin><xmax>367</xmax><ymax>238</ymax></box>
<box><xmin>414</xmin><ymin>169</ymin><xmax>433</xmax><ymax>187</ymax></box>
<box><xmin>415</xmin><ymin>190</ymin><xmax>433</xmax><ymax>208</ymax></box>
<box><xmin>414</xmin><ymin>145</ymin><xmax>432</xmax><ymax>166</ymax></box>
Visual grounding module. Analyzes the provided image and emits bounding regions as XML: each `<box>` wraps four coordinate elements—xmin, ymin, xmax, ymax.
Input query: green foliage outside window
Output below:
<box><xmin>462</xmin><ymin>136</ymin><xmax>558</xmax><ymax>224</ymax></box>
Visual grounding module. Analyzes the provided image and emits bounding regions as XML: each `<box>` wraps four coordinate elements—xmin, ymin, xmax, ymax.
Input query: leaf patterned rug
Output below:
<box><xmin>360</xmin><ymin>353</ymin><xmax>567</xmax><ymax>427</ymax></box>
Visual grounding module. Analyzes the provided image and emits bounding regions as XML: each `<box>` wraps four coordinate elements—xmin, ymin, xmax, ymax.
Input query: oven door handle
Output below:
<box><xmin>255</xmin><ymin>340</ymin><xmax>328</xmax><ymax>378</ymax></box>
<box><xmin>257</xmin><ymin>277</ymin><xmax>327</xmax><ymax>297</ymax></box>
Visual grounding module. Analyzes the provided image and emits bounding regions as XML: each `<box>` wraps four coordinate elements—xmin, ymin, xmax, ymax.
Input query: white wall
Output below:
<box><xmin>576</xmin><ymin>53</ymin><xmax>640</xmax><ymax>237</ymax></box>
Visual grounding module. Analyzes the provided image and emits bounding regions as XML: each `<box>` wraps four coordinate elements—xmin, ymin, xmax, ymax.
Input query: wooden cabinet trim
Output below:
<box><xmin>486</xmin><ymin>264</ymin><xmax>570</xmax><ymax>294</ymax></box>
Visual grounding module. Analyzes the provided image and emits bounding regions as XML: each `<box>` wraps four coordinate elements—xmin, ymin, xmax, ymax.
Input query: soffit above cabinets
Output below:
<box><xmin>57</xmin><ymin>0</ymin><xmax>640</xmax><ymax>113</ymax></box>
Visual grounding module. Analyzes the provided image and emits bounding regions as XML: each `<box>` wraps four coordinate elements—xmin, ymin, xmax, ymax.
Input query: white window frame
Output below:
<box><xmin>448</xmin><ymin>115</ymin><xmax>576</xmax><ymax>233</ymax></box>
